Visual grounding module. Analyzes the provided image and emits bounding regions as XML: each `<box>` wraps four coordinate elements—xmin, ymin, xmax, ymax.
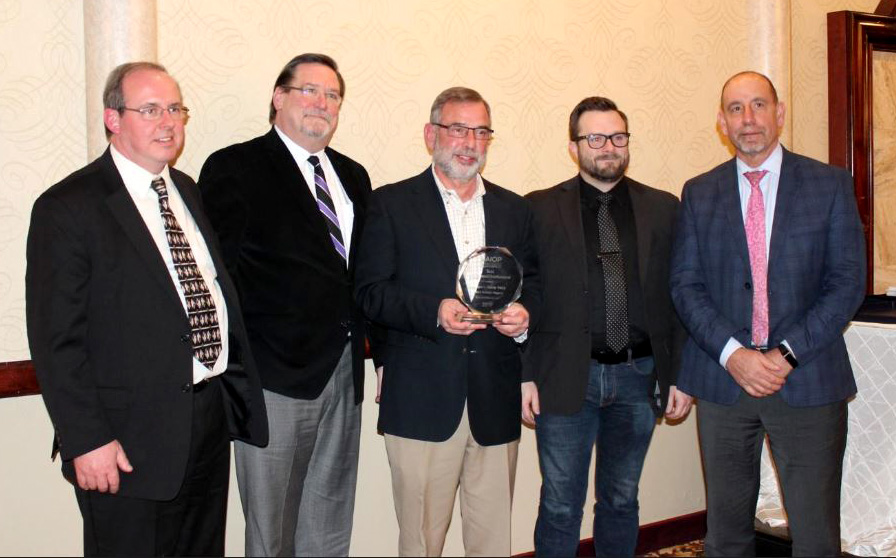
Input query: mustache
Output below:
<box><xmin>304</xmin><ymin>109</ymin><xmax>333</xmax><ymax>123</ymax></box>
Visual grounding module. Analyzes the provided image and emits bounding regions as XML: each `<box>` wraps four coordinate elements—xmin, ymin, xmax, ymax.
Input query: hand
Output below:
<box><xmin>438</xmin><ymin>298</ymin><xmax>487</xmax><ymax>335</ymax></box>
<box><xmin>73</xmin><ymin>440</ymin><xmax>133</xmax><ymax>493</ymax></box>
<box><xmin>664</xmin><ymin>385</ymin><xmax>693</xmax><ymax>420</ymax></box>
<box><xmin>766</xmin><ymin>347</ymin><xmax>795</xmax><ymax>375</ymax></box>
<box><xmin>726</xmin><ymin>348</ymin><xmax>789</xmax><ymax>397</ymax></box>
<box><xmin>375</xmin><ymin>366</ymin><xmax>383</xmax><ymax>404</ymax></box>
<box><xmin>521</xmin><ymin>381</ymin><xmax>540</xmax><ymax>427</ymax></box>
<box><xmin>492</xmin><ymin>303</ymin><xmax>529</xmax><ymax>338</ymax></box>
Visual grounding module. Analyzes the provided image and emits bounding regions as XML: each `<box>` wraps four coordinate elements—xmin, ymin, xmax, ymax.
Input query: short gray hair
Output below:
<box><xmin>429</xmin><ymin>87</ymin><xmax>491</xmax><ymax>124</ymax></box>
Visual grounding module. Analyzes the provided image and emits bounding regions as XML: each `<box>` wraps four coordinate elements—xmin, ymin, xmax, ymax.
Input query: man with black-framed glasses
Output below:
<box><xmin>355</xmin><ymin>86</ymin><xmax>540</xmax><ymax>556</ymax></box>
<box><xmin>523</xmin><ymin>96</ymin><xmax>691</xmax><ymax>557</ymax></box>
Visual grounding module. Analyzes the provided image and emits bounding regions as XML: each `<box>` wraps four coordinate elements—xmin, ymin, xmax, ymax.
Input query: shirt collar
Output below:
<box><xmin>430</xmin><ymin>164</ymin><xmax>486</xmax><ymax>203</ymax></box>
<box><xmin>579</xmin><ymin>175</ymin><xmax>629</xmax><ymax>208</ymax></box>
<box><xmin>109</xmin><ymin>143</ymin><xmax>173</xmax><ymax>194</ymax></box>
<box><xmin>735</xmin><ymin>142</ymin><xmax>783</xmax><ymax>177</ymax></box>
<box><xmin>274</xmin><ymin>125</ymin><xmax>325</xmax><ymax>163</ymax></box>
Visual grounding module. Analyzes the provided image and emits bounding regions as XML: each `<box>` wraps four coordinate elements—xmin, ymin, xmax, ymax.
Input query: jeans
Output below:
<box><xmin>534</xmin><ymin>357</ymin><xmax>657</xmax><ymax>558</ymax></box>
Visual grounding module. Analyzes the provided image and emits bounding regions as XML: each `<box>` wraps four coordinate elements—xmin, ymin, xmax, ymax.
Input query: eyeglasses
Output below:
<box><xmin>281</xmin><ymin>85</ymin><xmax>342</xmax><ymax>104</ymax></box>
<box><xmin>574</xmin><ymin>132</ymin><xmax>630</xmax><ymax>149</ymax></box>
<box><xmin>432</xmin><ymin>122</ymin><xmax>494</xmax><ymax>141</ymax></box>
<box><xmin>120</xmin><ymin>104</ymin><xmax>190</xmax><ymax>121</ymax></box>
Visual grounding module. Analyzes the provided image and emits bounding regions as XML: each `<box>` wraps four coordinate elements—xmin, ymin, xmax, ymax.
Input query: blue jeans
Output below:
<box><xmin>534</xmin><ymin>357</ymin><xmax>657</xmax><ymax>558</ymax></box>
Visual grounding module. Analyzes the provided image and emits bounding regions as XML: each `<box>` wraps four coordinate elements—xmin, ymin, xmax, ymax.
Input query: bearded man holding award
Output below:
<box><xmin>354</xmin><ymin>86</ymin><xmax>540</xmax><ymax>557</ymax></box>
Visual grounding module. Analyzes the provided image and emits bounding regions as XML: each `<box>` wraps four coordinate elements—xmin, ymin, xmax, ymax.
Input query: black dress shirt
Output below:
<box><xmin>579</xmin><ymin>176</ymin><xmax>649</xmax><ymax>355</ymax></box>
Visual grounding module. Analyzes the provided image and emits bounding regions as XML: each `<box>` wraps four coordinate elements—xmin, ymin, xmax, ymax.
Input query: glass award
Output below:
<box><xmin>456</xmin><ymin>246</ymin><xmax>523</xmax><ymax>323</ymax></box>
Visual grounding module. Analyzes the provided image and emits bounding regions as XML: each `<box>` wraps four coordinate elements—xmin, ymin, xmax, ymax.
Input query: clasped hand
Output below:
<box><xmin>437</xmin><ymin>299</ymin><xmax>528</xmax><ymax>337</ymax></box>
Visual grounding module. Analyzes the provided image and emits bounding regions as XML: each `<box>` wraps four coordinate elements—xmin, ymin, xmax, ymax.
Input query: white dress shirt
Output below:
<box><xmin>275</xmin><ymin>126</ymin><xmax>354</xmax><ymax>264</ymax></box>
<box><xmin>111</xmin><ymin>144</ymin><xmax>229</xmax><ymax>383</ymax></box>
<box><xmin>720</xmin><ymin>143</ymin><xmax>793</xmax><ymax>367</ymax></box>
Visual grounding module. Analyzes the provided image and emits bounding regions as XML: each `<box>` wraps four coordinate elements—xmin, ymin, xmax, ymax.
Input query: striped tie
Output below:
<box><xmin>308</xmin><ymin>155</ymin><xmax>347</xmax><ymax>263</ymax></box>
<box><xmin>150</xmin><ymin>177</ymin><xmax>222</xmax><ymax>368</ymax></box>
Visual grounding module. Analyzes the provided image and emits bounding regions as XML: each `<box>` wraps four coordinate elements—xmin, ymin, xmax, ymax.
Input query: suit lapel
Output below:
<box><xmin>264</xmin><ymin>130</ymin><xmax>344</xmax><ymax>269</ymax></box>
<box><xmin>627</xmin><ymin>178</ymin><xmax>654</xmax><ymax>289</ymax></box>
<box><xmin>769</xmin><ymin>148</ymin><xmax>797</xmax><ymax>263</ymax></box>
<box><xmin>721</xmin><ymin>159</ymin><xmax>751</xmax><ymax>268</ymax></box>
<box><xmin>556</xmin><ymin>178</ymin><xmax>588</xmax><ymax>285</ymax></box>
<box><xmin>412</xmin><ymin>170</ymin><xmax>462</xmax><ymax>275</ymax></box>
<box><xmin>100</xmin><ymin>152</ymin><xmax>184</xmax><ymax>310</ymax></box>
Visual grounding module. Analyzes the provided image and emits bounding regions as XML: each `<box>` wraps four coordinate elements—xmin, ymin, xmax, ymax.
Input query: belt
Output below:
<box><xmin>591</xmin><ymin>341</ymin><xmax>652</xmax><ymax>364</ymax></box>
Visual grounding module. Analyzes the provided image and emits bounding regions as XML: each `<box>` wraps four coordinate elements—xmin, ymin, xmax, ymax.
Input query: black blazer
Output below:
<box><xmin>25</xmin><ymin>149</ymin><xmax>268</xmax><ymax>501</ymax></box>
<box><xmin>354</xmin><ymin>169</ymin><xmax>541</xmax><ymax>446</ymax></box>
<box><xmin>198</xmin><ymin>129</ymin><xmax>375</xmax><ymax>403</ymax></box>
<box><xmin>523</xmin><ymin>176</ymin><xmax>685</xmax><ymax>415</ymax></box>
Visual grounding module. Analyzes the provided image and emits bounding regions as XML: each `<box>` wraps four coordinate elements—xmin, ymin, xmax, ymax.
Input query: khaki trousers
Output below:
<box><xmin>384</xmin><ymin>407</ymin><xmax>519</xmax><ymax>557</ymax></box>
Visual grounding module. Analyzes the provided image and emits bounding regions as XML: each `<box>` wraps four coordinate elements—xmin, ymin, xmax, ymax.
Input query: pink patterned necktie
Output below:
<box><xmin>744</xmin><ymin>169</ymin><xmax>769</xmax><ymax>346</ymax></box>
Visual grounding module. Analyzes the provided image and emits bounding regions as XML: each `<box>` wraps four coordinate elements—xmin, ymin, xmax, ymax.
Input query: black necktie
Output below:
<box><xmin>150</xmin><ymin>177</ymin><xmax>222</xmax><ymax>368</ymax></box>
<box><xmin>308</xmin><ymin>155</ymin><xmax>347</xmax><ymax>263</ymax></box>
<box><xmin>596</xmin><ymin>192</ymin><xmax>629</xmax><ymax>352</ymax></box>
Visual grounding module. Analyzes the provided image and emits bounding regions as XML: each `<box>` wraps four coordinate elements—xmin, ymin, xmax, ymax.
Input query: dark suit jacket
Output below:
<box><xmin>670</xmin><ymin>148</ymin><xmax>866</xmax><ymax>406</ymax></box>
<box><xmin>523</xmin><ymin>176</ymin><xmax>685</xmax><ymax>415</ymax></box>
<box><xmin>354</xmin><ymin>169</ymin><xmax>541</xmax><ymax>446</ymax></box>
<box><xmin>26</xmin><ymin>149</ymin><xmax>268</xmax><ymax>501</ymax></box>
<box><xmin>198</xmin><ymin>129</ymin><xmax>375</xmax><ymax>403</ymax></box>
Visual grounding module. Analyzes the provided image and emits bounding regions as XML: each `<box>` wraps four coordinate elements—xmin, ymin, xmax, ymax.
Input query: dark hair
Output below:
<box><xmin>269</xmin><ymin>53</ymin><xmax>345</xmax><ymax>123</ymax></box>
<box><xmin>429</xmin><ymin>87</ymin><xmax>491</xmax><ymax>124</ymax></box>
<box><xmin>568</xmin><ymin>97</ymin><xmax>628</xmax><ymax>140</ymax></box>
<box><xmin>720</xmin><ymin>71</ymin><xmax>779</xmax><ymax>108</ymax></box>
<box><xmin>103</xmin><ymin>61</ymin><xmax>173</xmax><ymax>139</ymax></box>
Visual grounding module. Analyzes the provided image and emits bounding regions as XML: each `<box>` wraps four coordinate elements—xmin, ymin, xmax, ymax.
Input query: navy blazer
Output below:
<box><xmin>670</xmin><ymin>148</ymin><xmax>866</xmax><ymax>407</ymax></box>
<box><xmin>354</xmin><ymin>169</ymin><xmax>541</xmax><ymax>446</ymax></box>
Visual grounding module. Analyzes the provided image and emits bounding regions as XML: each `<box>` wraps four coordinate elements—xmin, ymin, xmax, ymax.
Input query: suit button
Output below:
<box><xmin>744</xmin><ymin>282</ymin><xmax>752</xmax><ymax>290</ymax></box>
<box><xmin>181</xmin><ymin>382</ymin><xmax>192</xmax><ymax>393</ymax></box>
<box><xmin>462</xmin><ymin>347</ymin><xmax>468</xmax><ymax>354</ymax></box>
<box><xmin>180</xmin><ymin>334</ymin><xmax>190</xmax><ymax>343</ymax></box>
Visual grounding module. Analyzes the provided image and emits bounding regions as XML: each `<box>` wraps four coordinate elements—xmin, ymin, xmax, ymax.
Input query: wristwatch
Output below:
<box><xmin>777</xmin><ymin>343</ymin><xmax>799</xmax><ymax>368</ymax></box>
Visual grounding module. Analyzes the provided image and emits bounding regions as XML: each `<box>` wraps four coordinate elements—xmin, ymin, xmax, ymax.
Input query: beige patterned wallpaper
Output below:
<box><xmin>0</xmin><ymin>1</ymin><xmax>885</xmax><ymax>555</ymax></box>
<box><xmin>0</xmin><ymin>0</ymin><xmax>86</xmax><ymax>362</ymax></box>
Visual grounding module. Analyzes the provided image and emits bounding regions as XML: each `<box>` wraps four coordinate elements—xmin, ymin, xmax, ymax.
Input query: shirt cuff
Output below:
<box><xmin>514</xmin><ymin>329</ymin><xmax>528</xmax><ymax>344</ymax></box>
<box><xmin>720</xmin><ymin>337</ymin><xmax>744</xmax><ymax>369</ymax></box>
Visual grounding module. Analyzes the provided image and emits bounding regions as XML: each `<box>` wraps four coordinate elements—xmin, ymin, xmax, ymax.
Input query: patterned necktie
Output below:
<box><xmin>150</xmin><ymin>177</ymin><xmax>222</xmax><ymax>368</ymax></box>
<box><xmin>744</xmin><ymin>170</ymin><xmax>770</xmax><ymax>346</ymax></box>
<box><xmin>308</xmin><ymin>155</ymin><xmax>347</xmax><ymax>263</ymax></box>
<box><xmin>596</xmin><ymin>191</ymin><xmax>629</xmax><ymax>352</ymax></box>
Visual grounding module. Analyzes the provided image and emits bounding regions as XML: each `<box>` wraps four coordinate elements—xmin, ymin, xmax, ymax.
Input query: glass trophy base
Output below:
<box><xmin>461</xmin><ymin>312</ymin><xmax>499</xmax><ymax>324</ymax></box>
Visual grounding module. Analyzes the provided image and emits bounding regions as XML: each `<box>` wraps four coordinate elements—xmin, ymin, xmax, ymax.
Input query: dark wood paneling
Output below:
<box><xmin>0</xmin><ymin>360</ymin><xmax>39</xmax><ymax>398</ymax></box>
<box><xmin>828</xmin><ymin>10</ymin><xmax>896</xmax><ymax>293</ymax></box>
<box><xmin>876</xmin><ymin>0</ymin><xmax>896</xmax><ymax>17</ymax></box>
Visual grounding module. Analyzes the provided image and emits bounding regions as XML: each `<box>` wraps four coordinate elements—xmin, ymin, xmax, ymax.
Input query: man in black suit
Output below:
<box><xmin>354</xmin><ymin>87</ymin><xmax>540</xmax><ymax>556</ymax></box>
<box><xmin>25</xmin><ymin>61</ymin><xmax>268</xmax><ymax>556</ymax></box>
<box><xmin>524</xmin><ymin>97</ymin><xmax>691</xmax><ymax>557</ymax></box>
<box><xmin>198</xmin><ymin>53</ymin><xmax>374</xmax><ymax>557</ymax></box>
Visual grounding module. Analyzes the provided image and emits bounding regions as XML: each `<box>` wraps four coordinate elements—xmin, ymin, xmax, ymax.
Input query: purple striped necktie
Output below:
<box><xmin>308</xmin><ymin>155</ymin><xmax>347</xmax><ymax>263</ymax></box>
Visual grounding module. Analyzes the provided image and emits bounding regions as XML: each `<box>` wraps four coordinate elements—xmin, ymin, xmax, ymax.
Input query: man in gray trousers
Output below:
<box><xmin>198</xmin><ymin>53</ymin><xmax>376</xmax><ymax>556</ymax></box>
